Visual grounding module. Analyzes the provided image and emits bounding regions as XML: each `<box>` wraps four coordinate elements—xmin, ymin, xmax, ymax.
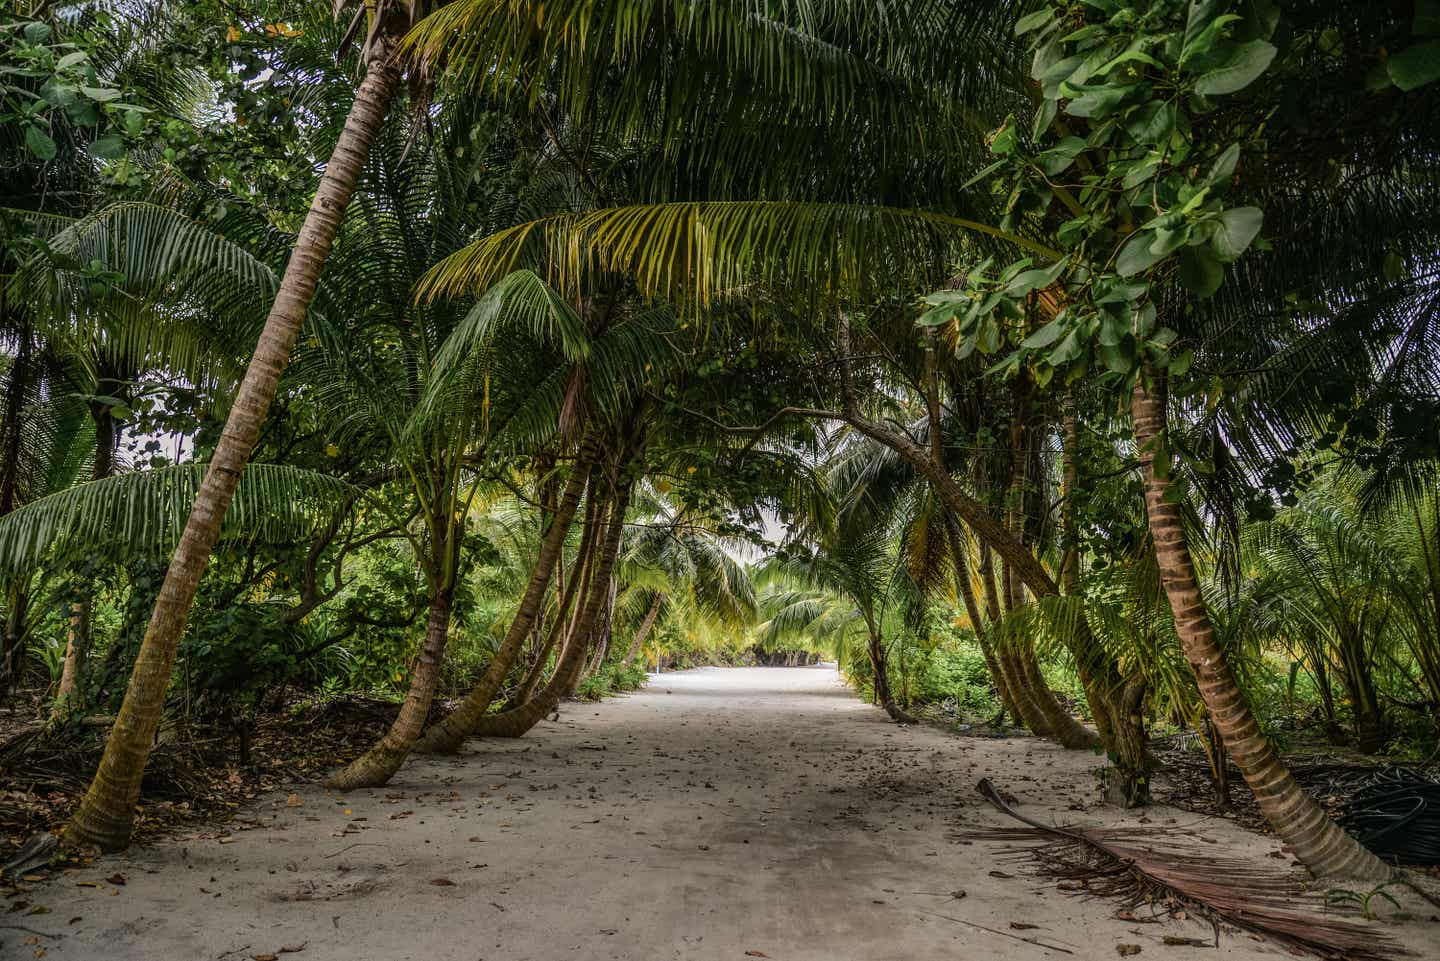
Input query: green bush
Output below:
<box><xmin>573</xmin><ymin>660</ymin><xmax>649</xmax><ymax>701</ymax></box>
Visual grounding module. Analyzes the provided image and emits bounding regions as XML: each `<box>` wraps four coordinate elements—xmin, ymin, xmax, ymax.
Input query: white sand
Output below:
<box><xmin>23</xmin><ymin>665</ymin><xmax>1436</xmax><ymax>960</ymax></box>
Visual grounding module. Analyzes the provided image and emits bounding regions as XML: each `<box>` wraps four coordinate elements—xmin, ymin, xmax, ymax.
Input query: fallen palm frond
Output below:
<box><xmin>962</xmin><ymin>778</ymin><xmax>1408</xmax><ymax>961</ymax></box>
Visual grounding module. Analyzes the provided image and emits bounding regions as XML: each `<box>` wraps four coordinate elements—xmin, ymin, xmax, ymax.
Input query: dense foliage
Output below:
<box><xmin>1</xmin><ymin>0</ymin><xmax>1436</xmax><ymax>877</ymax></box>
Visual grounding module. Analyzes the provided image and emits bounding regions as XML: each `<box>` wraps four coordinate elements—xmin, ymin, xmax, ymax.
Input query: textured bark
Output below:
<box><xmin>1133</xmin><ymin>373</ymin><xmax>1390</xmax><ymax>880</ymax></box>
<box><xmin>621</xmin><ymin>592</ymin><xmax>664</xmax><ymax>668</ymax></box>
<box><xmin>54</xmin><ymin>602</ymin><xmax>90</xmax><ymax>706</ymax></box>
<box><xmin>326</xmin><ymin>589</ymin><xmax>453</xmax><ymax>789</ymax></box>
<box><xmin>64</xmin><ymin>42</ymin><xmax>402</xmax><ymax>852</ymax></box>
<box><xmin>412</xmin><ymin>442</ymin><xmax>598</xmax><ymax>754</ymax></box>
<box><xmin>469</xmin><ymin>479</ymin><xmax>632</xmax><ymax>738</ymax></box>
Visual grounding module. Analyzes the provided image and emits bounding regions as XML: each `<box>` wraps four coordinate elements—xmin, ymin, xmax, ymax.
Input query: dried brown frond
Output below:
<box><xmin>963</xmin><ymin>778</ymin><xmax>1409</xmax><ymax>961</ymax></box>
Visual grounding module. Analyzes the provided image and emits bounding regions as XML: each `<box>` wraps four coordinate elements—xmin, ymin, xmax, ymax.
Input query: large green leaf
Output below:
<box><xmin>1192</xmin><ymin>40</ymin><xmax>1276</xmax><ymax>95</ymax></box>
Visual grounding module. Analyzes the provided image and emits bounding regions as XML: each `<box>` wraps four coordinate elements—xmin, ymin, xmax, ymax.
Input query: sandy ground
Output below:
<box><xmin>16</xmin><ymin>666</ymin><xmax>1436</xmax><ymax>961</ymax></box>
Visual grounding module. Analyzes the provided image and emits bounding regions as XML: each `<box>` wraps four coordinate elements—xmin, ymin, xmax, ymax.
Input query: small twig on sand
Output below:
<box><xmin>0</xmin><ymin>924</ymin><xmax>64</xmax><ymax>939</ymax></box>
<box><xmin>917</xmin><ymin>912</ymin><xmax>1075</xmax><ymax>955</ymax></box>
<box><xmin>321</xmin><ymin>842</ymin><xmax>383</xmax><ymax>859</ymax></box>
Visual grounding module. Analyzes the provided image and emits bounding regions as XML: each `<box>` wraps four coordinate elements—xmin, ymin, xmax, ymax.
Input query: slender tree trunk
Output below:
<box><xmin>1</xmin><ymin>579</ymin><xmax>28</xmax><ymax>697</ymax></box>
<box><xmin>64</xmin><ymin>42</ymin><xmax>402</xmax><ymax>851</ymax></box>
<box><xmin>867</xmin><ymin>629</ymin><xmax>914</xmax><ymax>724</ymax></box>
<box><xmin>506</xmin><ymin>513</ymin><xmax>596</xmax><ymax>710</ymax></box>
<box><xmin>840</xmin><ymin>409</ymin><xmax>1098</xmax><ymax>747</ymax></box>
<box><xmin>582</xmin><ymin>576</ymin><xmax>616</xmax><ymax>681</ymax></box>
<box><xmin>1336</xmin><ymin>634</ymin><xmax>1386</xmax><ymax>753</ymax></box>
<box><xmin>1062</xmin><ymin>392</ymin><xmax>1150</xmax><ymax>804</ymax></box>
<box><xmin>1133</xmin><ymin>372</ymin><xmax>1390</xmax><ymax>880</ymax></box>
<box><xmin>0</xmin><ymin>324</ymin><xmax>32</xmax><ymax>699</ymax></box>
<box><xmin>921</xmin><ymin>335</ymin><xmax>1020</xmax><ymax>728</ymax></box>
<box><xmin>980</xmin><ymin>543</ymin><xmax>1054</xmax><ymax>736</ymax></box>
<box><xmin>55</xmin><ymin>603</ymin><xmax>90</xmax><ymax>704</ymax></box>
<box><xmin>942</xmin><ymin>514</ymin><xmax>1020</xmax><ymax>724</ymax></box>
<box><xmin>54</xmin><ymin>401</ymin><xmax>117</xmax><ymax>715</ymax></box>
<box><xmin>412</xmin><ymin>442</ymin><xmax>597</xmax><ymax>754</ymax></box>
<box><xmin>469</xmin><ymin>478</ymin><xmax>632</xmax><ymax>738</ymax></box>
<box><xmin>327</xmin><ymin>588</ymin><xmax>453</xmax><ymax>789</ymax></box>
<box><xmin>621</xmin><ymin>592</ymin><xmax>663</xmax><ymax>668</ymax></box>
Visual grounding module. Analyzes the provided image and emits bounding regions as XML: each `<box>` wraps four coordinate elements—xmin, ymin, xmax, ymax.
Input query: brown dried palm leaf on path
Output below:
<box><xmin>961</xmin><ymin>778</ymin><xmax>1409</xmax><ymax>961</ymax></box>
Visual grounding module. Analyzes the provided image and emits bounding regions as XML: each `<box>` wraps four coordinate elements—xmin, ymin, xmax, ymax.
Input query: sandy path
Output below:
<box><xmin>22</xmin><ymin>666</ymin><xmax>1433</xmax><ymax>961</ymax></box>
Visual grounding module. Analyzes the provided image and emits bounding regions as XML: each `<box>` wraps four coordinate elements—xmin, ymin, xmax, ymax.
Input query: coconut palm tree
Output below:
<box><xmin>65</xmin><ymin>0</ymin><xmax>435</xmax><ymax>851</ymax></box>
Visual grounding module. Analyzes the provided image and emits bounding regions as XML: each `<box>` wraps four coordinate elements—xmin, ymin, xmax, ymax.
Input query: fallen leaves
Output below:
<box><xmin>1116</xmin><ymin>945</ymin><xmax>1142</xmax><ymax>956</ymax></box>
<box><xmin>428</xmin><ymin>878</ymin><xmax>454</xmax><ymax>887</ymax></box>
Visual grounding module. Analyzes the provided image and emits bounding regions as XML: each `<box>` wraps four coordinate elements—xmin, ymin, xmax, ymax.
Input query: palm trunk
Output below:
<box><xmin>469</xmin><ymin>478</ymin><xmax>632</xmax><ymax>738</ymax></box>
<box><xmin>841</xmin><ymin>409</ymin><xmax>1099</xmax><ymax>747</ymax></box>
<box><xmin>1335</xmin><ymin>634</ymin><xmax>1386</xmax><ymax>753</ymax></box>
<box><xmin>55</xmin><ymin>602</ymin><xmax>90</xmax><ymax>704</ymax></box>
<box><xmin>1062</xmin><ymin>393</ymin><xmax>1150</xmax><ymax>804</ymax></box>
<box><xmin>867</xmin><ymin>629</ymin><xmax>914</xmax><ymax>724</ymax></box>
<box><xmin>326</xmin><ymin>588</ymin><xmax>453</xmax><ymax>789</ymax></box>
<box><xmin>64</xmin><ymin>42</ymin><xmax>402</xmax><ymax>851</ymax></box>
<box><xmin>54</xmin><ymin>403</ymin><xmax>116</xmax><ymax>715</ymax></box>
<box><xmin>506</xmin><ymin>513</ymin><xmax>597</xmax><ymax>710</ymax></box>
<box><xmin>941</xmin><ymin>514</ymin><xmax>1020</xmax><ymax>724</ymax></box>
<box><xmin>582</xmin><ymin>576</ymin><xmax>616</xmax><ymax>681</ymax></box>
<box><xmin>981</xmin><ymin>543</ymin><xmax>1054</xmax><ymax>736</ymax></box>
<box><xmin>412</xmin><ymin>442</ymin><xmax>597</xmax><ymax>754</ymax></box>
<box><xmin>1</xmin><ymin>579</ymin><xmax>27</xmax><ymax>697</ymax></box>
<box><xmin>1133</xmin><ymin>372</ymin><xmax>1389</xmax><ymax>880</ymax></box>
<box><xmin>622</xmin><ymin>593</ymin><xmax>663</xmax><ymax>668</ymax></box>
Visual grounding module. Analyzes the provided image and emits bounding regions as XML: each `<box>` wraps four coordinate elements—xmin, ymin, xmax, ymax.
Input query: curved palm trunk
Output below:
<box><xmin>581</xmin><ymin>576</ymin><xmax>616</xmax><ymax>681</ymax></box>
<box><xmin>980</xmin><ymin>543</ymin><xmax>1055</xmax><ymax>736</ymax></box>
<box><xmin>470</xmin><ymin>480</ymin><xmax>632</xmax><ymax>738</ymax></box>
<box><xmin>867</xmin><ymin>629</ymin><xmax>914</xmax><ymax>724</ymax></box>
<box><xmin>326</xmin><ymin>589</ymin><xmax>453</xmax><ymax>789</ymax></box>
<box><xmin>412</xmin><ymin>443</ymin><xmax>597</xmax><ymax>754</ymax></box>
<box><xmin>1133</xmin><ymin>373</ymin><xmax>1390</xmax><ymax>880</ymax></box>
<box><xmin>506</xmin><ymin>518</ymin><xmax>596</xmax><ymax>710</ymax></box>
<box><xmin>64</xmin><ymin>43</ymin><xmax>402</xmax><ymax>851</ymax></box>
<box><xmin>941</xmin><ymin>515</ymin><xmax>1021</xmax><ymax>724</ymax></box>
<box><xmin>843</xmin><ymin>413</ymin><xmax>1099</xmax><ymax>748</ymax></box>
<box><xmin>621</xmin><ymin>592</ymin><xmax>664</xmax><ymax>668</ymax></box>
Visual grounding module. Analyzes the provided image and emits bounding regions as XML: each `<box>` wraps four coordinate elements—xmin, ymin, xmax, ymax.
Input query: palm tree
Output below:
<box><xmin>17</xmin><ymin>202</ymin><xmax>276</xmax><ymax>713</ymax></box>
<box><xmin>613</xmin><ymin>491</ymin><xmax>756</xmax><ymax>668</ymax></box>
<box><xmin>1132</xmin><ymin>375</ymin><xmax>1390</xmax><ymax>881</ymax></box>
<box><xmin>759</xmin><ymin>528</ymin><xmax>916</xmax><ymax>723</ymax></box>
<box><xmin>65</xmin><ymin>2</ymin><xmax>425</xmax><ymax>851</ymax></box>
